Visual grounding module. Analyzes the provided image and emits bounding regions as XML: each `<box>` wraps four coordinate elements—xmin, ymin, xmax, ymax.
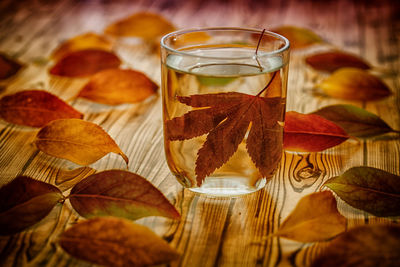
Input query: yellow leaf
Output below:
<box><xmin>78</xmin><ymin>68</ymin><xmax>158</xmax><ymax>105</ymax></box>
<box><xmin>51</xmin><ymin>32</ymin><xmax>113</xmax><ymax>60</ymax></box>
<box><xmin>35</xmin><ymin>119</ymin><xmax>128</xmax><ymax>166</ymax></box>
<box><xmin>60</xmin><ymin>217</ymin><xmax>179</xmax><ymax>267</ymax></box>
<box><xmin>272</xmin><ymin>25</ymin><xmax>323</xmax><ymax>49</ymax></box>
<box><xmin>318</xmin><ymin>67</ymin><xmax>391</xmax><ymax>101</ymax></box>
<box><xmin>273</xmin><ymin>191</ymin><xmax>347</xmax><ymax>242</ymax></box>
<box><xmin>104</xmin><ymin>12</ymin><xmax>175</xmax><ymax>40</ymax></box>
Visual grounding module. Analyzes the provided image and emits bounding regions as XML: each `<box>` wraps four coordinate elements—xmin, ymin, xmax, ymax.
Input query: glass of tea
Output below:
<box><xmin>160</xmin><ymin>27</ymin><xmax>290</xmax><ymax>196</ymax></box>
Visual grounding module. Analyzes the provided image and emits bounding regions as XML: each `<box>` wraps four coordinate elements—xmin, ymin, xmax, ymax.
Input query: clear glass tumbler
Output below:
<box><xmin>161</xmin><ymin>27</ymin><xmax>290</xmax><ymax>196</ymax></box>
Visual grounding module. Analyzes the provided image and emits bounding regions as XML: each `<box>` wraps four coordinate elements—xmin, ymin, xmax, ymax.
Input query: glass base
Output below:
<box><xmin>188</xmin><ymin>176</ymin><xmax>266</xmax><ymax>197</ymax></box>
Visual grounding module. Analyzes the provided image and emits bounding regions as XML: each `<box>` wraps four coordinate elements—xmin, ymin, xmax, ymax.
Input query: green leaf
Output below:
<box><xmin>311</xmin><ymin>104</ymin><xmax>398</xmax><ymax>138</ymax></box>
<box><xmin>311</xmin><ymin>224</ymin><xmax>400</xmax><ymax>267</ymax></box>
<box><xmin>68</xmin><ymin>170</ymin><xmax>180</xmax><ymax>220</ymax></box>
<box><xmin>272</xmin><ymin>191</ymin><xmax>347</xmax><ymax>242</ymax></box>
<box><xmin>323</xmin><ymin>166</ymin><xmax>400</xmax><ymax>217</ymax></box>
<box><xmin>0</xmin><ymin>176</ymin><xmax>63</xmax><ymax>235</ymax></box>
<box><xmin>59</xmin><ymin>217</ymin><xmax>180</xmax><ymax>267</ymax></box>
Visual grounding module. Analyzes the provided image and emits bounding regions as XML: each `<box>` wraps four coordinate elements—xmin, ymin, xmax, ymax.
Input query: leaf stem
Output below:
<box><xmin>255</xmin><ymin>29</ymin><xmax>265</xmax><ymax>71</ymax></box>
<box><xmin>256</xmin><ymin>71</ymin><xmax>277</xmax><ymax>96</ymax></box>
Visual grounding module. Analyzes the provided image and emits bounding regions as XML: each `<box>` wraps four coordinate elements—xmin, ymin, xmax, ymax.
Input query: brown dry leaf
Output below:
<box><xmin>59</xmin><ymin>217</ymin><xmax>180</xmax><ymax>267</ymax></box>
<box><xmin>0</xmin><ymin>90</ymin><xmax>83</xmax><ymax>127</ymax></box>
<box><xmin>305</xmin><ymin>50</ymin><xmax>370</xmax><ymax>72</ymax></box>
<box><xmin>272</xmin><ymin>25</ymin><xmax>323</xmax><ymax>49</ymax></box>
<box><xmin>273</xmin><ymin>191</ymin><xmax>347</xmax><ymax>242</ymax></box>
<box><xmin>311</xmin><ymin>224</ymin><xmax>400</xmax><ymax>267</ymax></box>
<box><xmin>68</xmin><ymin>170</ymin><xmax>180</xmax><ymax>220</ymax></box>
<box><xmin>318</xmin><ymin>67</ymin><xmax>391</xmax><ymax>100</ymax></box>
<box><xmin>35</xmin><ymin>119</ymin><xmax>128</xmax><ymax>166</ymax></box>
<box><xmin>104</xmin><ymin>12</ymin><xmax>175</xmax><ymax>40</ymax></box>
<box><xmin>78</xmin><ymin>68</ymin><xmax>158</xmax><ymax>105</ymax></box>
<box><xmin>49</xmin><ymin>49</ymin><xmax>121</xmax><ymax>77</ymax></box>
<box><xmin>0</xmin><ymin>53</ymin><xmax>23</xmax><ymax>80</ymax></box>
<box><xmin>0</xmin><ymin>176</ymin><xmax>63</xmax><ymax>235</ymax></box>
<box><xmin>51</xmin><ymin>32</ymin><xmax>113</xmax><ymax>60</ymax></box>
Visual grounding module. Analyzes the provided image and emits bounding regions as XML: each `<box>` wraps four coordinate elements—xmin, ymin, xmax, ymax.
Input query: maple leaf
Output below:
<box><xmin>166</xmin><ymin>72</ymin><xmax>284</xmax><ymax>186</ymax></box>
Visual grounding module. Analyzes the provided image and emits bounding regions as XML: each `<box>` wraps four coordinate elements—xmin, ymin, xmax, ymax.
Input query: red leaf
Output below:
<box><xmin>0</xmin><ymin>90</ymin><xmax>83</xmax><ymax>127</ymax></box>
<box><xmin>0</xmin><ymin>176</ymin><xmax>63</xmax><ymax>235</ymax></box>
<box><xmin>166</xmin><ymin>74</ymin><xmax>284</xmax><ymax>186</ymax></box>
<box><xmin>0</xmin><ymin>53</ymin><xmax>23</xmax><ymax>80</ymax></box>
<box><xmin>283</xmin><ymin>111</ymin><xmax>349</xmax><ymax>152</ymax></box>
<box><xmin>305</xmin><ymin>51</ymin><xmax>370</xmax><ymax>72</ymax></box>
<box><xmin>49</xmin><ymin>49</ymin><xmax>121</xmax><ymax>77</ymax></box>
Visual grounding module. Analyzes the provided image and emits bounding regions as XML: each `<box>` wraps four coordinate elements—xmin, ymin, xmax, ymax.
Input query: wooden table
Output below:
<box><xmin>1</xmin><ymin>0</ymin><xmax>399</xmax><ymax>266</ymax></box>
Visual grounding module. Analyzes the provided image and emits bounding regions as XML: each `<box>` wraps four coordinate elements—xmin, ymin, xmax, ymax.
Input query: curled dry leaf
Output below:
<box><xmin>35</xmin><ymin>119</ymin><xmax>129</xmax><ymax>166</ymax></box>
<box><xmin>0</xmin><ymin>176</ymin><xmax>63</xmax><ymax>235</ymax></box>
<box><xmin>311</xmin><ymin>224</ymin><xmax>400</xmax><ymax>267</ymax></box>
<box><xmin>51</xmin><ymin>32</ymin><xmax>113</xmax><ymax>60</ymax></box>
<box><xmin>49</xmin><ymin>49</ymin><xmax>121</xmax><ymax>77</ymax></box>
<box><xmin>68</xmin><ymin>170</ymin><xmax>180</xmax><ymax>220</ymax></box>
<box><xmin>0</xmin><ymin>53</ymin><xmax>23</xmax><ymax>79</ymax></box>
<box><xmin>104</xmin><ymin>11</ymin><xmax>175</xmax><ymax>40</ymax></box>
<box><xmin>272</xmin><ymin>191</ymin><xmax>346</xmax><ymax>242</ymax></box>
<box><xmin>272</xmin><ymin>25</ymin><xmax>323</xmax><ymax>49</ymax></box>
<box><xmin>312</xmin><ymin>104</ymin><xmax>398</xmax><ymax>138</ymax></box>
<box><xmin>283</xmin><ymin>111</ymin><xmax>349</xmax><ymax>152</ymax></box>
<box><xmin>0</xmin><ymin>90</ymin><xmax>83</xmax><ymax>127</ymax></box>
<box><xmin>59</xmin><ymin>217</ymin><xmax>180</xmax><ymax>267</ymax></box>
<box><xmin>305</xmin><ymin>51</ymin><xmax>370</xmax><ymax>72</ymax></box>
<box><xmin>318</xmin><ymin>67</ymin><xmax>391</xmax><ymax>101</ymax></box>
<box><xmin>323</xmin><ymin>166</ymin><xmax>400</xmax><ymax>217</ymax></box>
<box><xmin>78</xmin><ymin>68</ymin><xmax>158</xmax><ymax>105</ymax></box>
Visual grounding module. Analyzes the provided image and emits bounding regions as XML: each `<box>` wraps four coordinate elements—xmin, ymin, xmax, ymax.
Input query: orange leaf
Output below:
<box><xmin>305</xmin><ymin>51</ymin><xmax>370</xmax><ymax>72</ymax></box>
<box><xmin>59</xmin><ymin>217</ymin><xmax>179</xmax><ymax>267</ymax></box>
<box><xmin>78</xmin><ymin>68</ymin><xmax>158</xmax><ymax>105</ymax></box>
<box><xmin>51</xmin><ymin>32</ymin><xmax>113</xmax><ymax>60</ymax></box>
<box><xmin>318</xmin><ymin>67</ymin><xmax>391</xmax><ymax>100</ymax></box>
<box><xmin>35</xmin><ymin>119</ymin><xmax>129</xmax><ymax>166</ymax></box>
<box><xmin>69</xmin><ymin>170</ymin><xmax>180</xmax><ymax>220</ymax></box>
<box><xmin>272</xmin><ymin>25</ymin><xmax>323</xmax><ymax>49</ymax></box>
<box><xmin>0</xmin><ymin>53</ymin><xmax>23</xmax><ymax>80</ymax></box>
<box><xmin>49</xmin><ymin>49</ymin><xmax>121</xmax><ymax>77</ymax></box>
<box><xmin>0</xmin><ymin>90</ymin><xmax>83</xmax><ymax>127</ymax></box>
<box><xmin>0</xmin><ymin>176</ymin><xmax>63</xmax><ymax>235</ymax></box>
<box><xmin>283</xmin><ymin>111</ymin><xmax>349</xmax><ymax>152</ymax></box>
<box><xmin>166</xmin><ymin>72</ymin><xmax>284</xmax><ymax>186</ymax></box>
<box><xmin>104</xmin><ymin>12</ymin><xmax>175</xmax><ymax>39</ymax></box>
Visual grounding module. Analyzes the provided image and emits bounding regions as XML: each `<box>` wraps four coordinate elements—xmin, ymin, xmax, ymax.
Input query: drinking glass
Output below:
<box><xmin>160</xmin><ymin>27</ymin><xmax>289</xmax><ymax>196</ymax></box>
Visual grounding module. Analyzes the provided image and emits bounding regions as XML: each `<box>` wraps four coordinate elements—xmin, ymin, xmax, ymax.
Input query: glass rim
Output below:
<box><xmin>160</xmin><ymin>27</ymin><xmax>290</xmax><ymax>60</ymax></box>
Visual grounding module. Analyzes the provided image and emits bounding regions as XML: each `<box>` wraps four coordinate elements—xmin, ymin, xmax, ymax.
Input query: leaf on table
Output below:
<box><xmin>0</xmin><ymin>53</ymin><xmax>23</xmax><ymax>80</ymax></box>
<box><xmin>51</xmin><ymin>32</ymin><xmax>113</xmax><ymax>60</ymax></box>
<box><xmin>272</xmin><ymin>191</ymin><xmax>346</xmax><ymax>242</ymax></box>
<box><xmin>305</xmin><ymin>50</ymin><xmax>370</xmax><ymax>72</ymax></box>
<box><xmin>35</xmin><ymin>119</ymin><xmax>129</xmax><ymax>166</ymax></box>
<box><xmin>318</xmin><ymin>67</ymin><xmax>391</xmax><ymax>100</ymax></box>
<box><xmin>311</xmin><ymin>104</ymin><xmax>398</xmax><ymax>138</ymax></box>
<box><xmin>0</xmin><ymin>176</ymin><xmax>63</xmax><ymax>235</ymax></box>
<box><xmin>283</xmin><ymin>111</ymin><xmax>349</xmax><ymax>152</ymax></box>
<box><xmin>59</xmin><ymin>217</ymin><xmax>179</xmax><ymax>267</ymax></box>
<box><xmin>104</xmin><ymin>11</ymin><xmax>175</xmax><ymax>40</ymax></box>
<box><xmin>49</xmin><ymin>49</ymin><xmax>121</xmax><ymax>77</ymax></box>
<box><xmin>166</xmin><ymin>73</ymin><xmax>284</xmax><ymax>186</ymax></box>
<box><xmin>78</xmin><ymin>68</ymin><xmax>158</xmax><ymax>105</ymax></box>
<box><xmin>271</xmin><ymin>25</ymin><xmax>323</xmax><ymax>49</ymax></box>
<box><xmin>323</xmin><ymin>166</ymin><xmax>400</xmax><ymax>217</ymax></box>
<box><xmin>0</xmin><ymin>90</ymin><xmax>83</xmax><ymax>127</ymax></box>
<box><xmin>68</xmin><ymin>170</ymin><xmax>180</xmax><ymax>220</ymax></box>
<box><xmin>311</xmin><ymin>224</ymin><xmax>400</xmax><ymax>267</ymax></box>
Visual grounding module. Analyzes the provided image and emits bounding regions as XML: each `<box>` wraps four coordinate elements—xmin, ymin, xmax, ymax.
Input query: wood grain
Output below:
<box><xmin>0</xmin><ymin>0</ymin><xmax>399</xmax><ymax>266</ymax></box>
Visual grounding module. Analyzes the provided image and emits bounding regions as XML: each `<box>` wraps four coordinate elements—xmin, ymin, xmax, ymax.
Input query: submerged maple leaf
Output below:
<box><xmin>166</xmin><ymin>72</ymin><xmax>284</xmax><ymax>186</ymax></box>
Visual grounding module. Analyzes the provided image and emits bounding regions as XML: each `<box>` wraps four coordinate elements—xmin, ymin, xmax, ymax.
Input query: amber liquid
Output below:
<box><xmin>162</xmin><ymin>48</ymin><xmax>288</xmax><ymax>196</ymax></box>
